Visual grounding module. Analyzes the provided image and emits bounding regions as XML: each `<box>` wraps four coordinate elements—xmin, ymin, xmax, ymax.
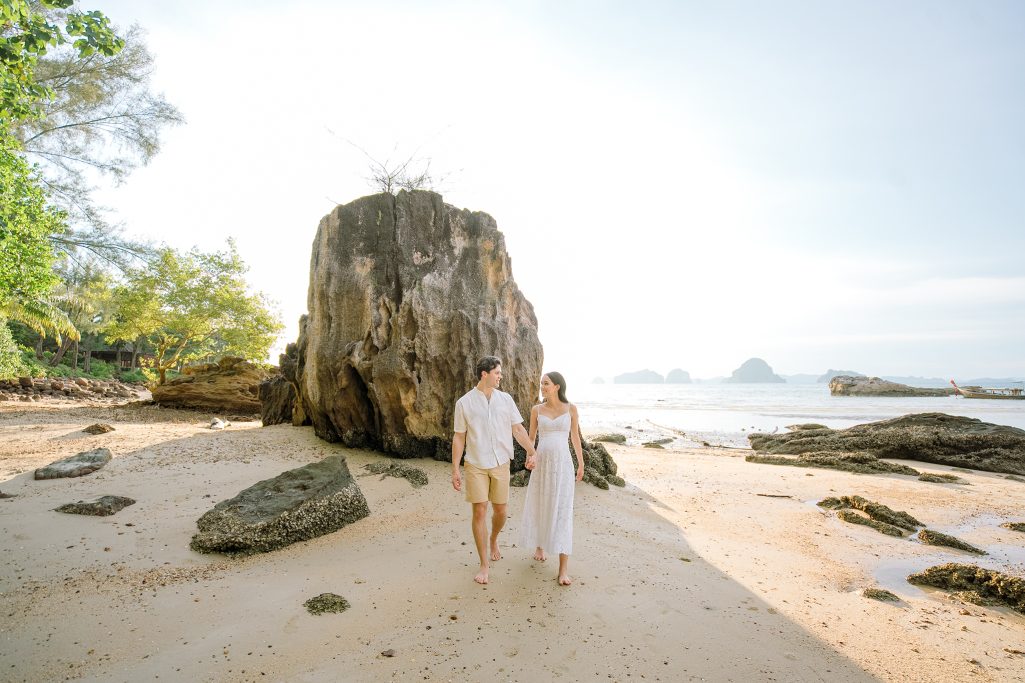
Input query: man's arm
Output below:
<box><xmin>451</xmin><ymin>431</ymin><xmax>465</xmax><ymax>491</ymax></box>
<box><xmin>512</xmin><ymin>422</ymin><xmax>535</xmax><ymax>457</ymax></box>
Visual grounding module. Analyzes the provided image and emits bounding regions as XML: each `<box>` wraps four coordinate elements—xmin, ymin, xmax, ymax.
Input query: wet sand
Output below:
<box><xmin>1</xmin><ymin>401</ymin><xmax>1024</xmax><ymax>682</ymax></box>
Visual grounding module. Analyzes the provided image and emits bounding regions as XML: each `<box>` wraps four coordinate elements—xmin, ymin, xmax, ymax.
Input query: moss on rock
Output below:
<box><xmin>590</xmin><ymin>433</ymin><xmax>626</xmax><ymax>444</ymax></box>
<box><xmin>917</xmin><ymin>529</ymin><xmax>986</xmax><ymax>554</ymax></box>
<box><xmin>747</xmin><ymin>451</ymin><xmax>920</xmax><ymax>476</ymax></box>
<box><xmin>304</xmin><ymin>593</ymin><xmax>350</xmax><ymax>615</ymax></box>
<box><xmin>918</xmin><ymin>473</ymin><xmax>965</xmax><ymax>484</ymax></box>
<box><xmin>362</xmin><ymin>462</ymin><xmax>428</xmax><ymax>488</ymax></box>
<box><xmin>836</xmin><ymin>509</ymin><xmax>906</xmax><ymax>537</ymax></box>
<box><xmin>818</xmin><ymin>495</ymin><xmax>922</xmax><ymax>530</ymax></box>
<box><xmin>863</xmin><ymin>587</ymin><xmax>900</xmax><ymax>602</ymax></box>
<box><xmin>907</xmin><ymin>563</ymin><xmax>1025</xmax><ymax>613</ymax></box>
<box><xmin>1000</xmin><ymin>522</ymin><xmax>1025</xmax><ymax>533</ymax></box>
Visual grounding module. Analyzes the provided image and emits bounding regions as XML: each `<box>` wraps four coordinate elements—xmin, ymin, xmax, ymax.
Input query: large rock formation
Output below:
<box><xmin>829</xmin><ymin>375</ymin><xmax>955</xmax><ymax>397</ymax></box>
<box><xmin>152</xmin><ymin>357</ymin><xmax>271</xmax><ymax>413</ymax></box>
<box><xmin>613</xmin><ymin>369</ymin><xmax>664</xmax><ymax>384</ymax></box>
<box><xmin>264</xmin><ymin>191</ymin><xmax>543</xmax><ymax>459</ymax></box>
<box><xmin>665</xmin><ymin>368</ymin><xmax>692</xmax><ymax>384</ymax></box>
<box><xmin>35</xmin><ymin>448</ymin><xmax>112</xmax><ymax>479</ymax></box>
<box><xmin>748</xmin><ymin>413</ymin><xmax>1025</xmax><ymax>475</ymax></box>
<box><xmin>724</xmin><ymin>358</ymin><xmax>785</xmax><ymax>383</ymax></box>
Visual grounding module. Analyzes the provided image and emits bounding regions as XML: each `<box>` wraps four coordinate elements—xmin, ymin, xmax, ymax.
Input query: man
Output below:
<box><xmin>452</xmin><ymin>356</ymin><xmax>536</xmax><ymax>585</ymax></box>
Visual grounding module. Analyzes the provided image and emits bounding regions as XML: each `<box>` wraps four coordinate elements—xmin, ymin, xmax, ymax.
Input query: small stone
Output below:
<box><xmin>55</xmin><ymin>495</ymin><xmax>136</xmax><ymax>517</ymax></box>
<box><xmin>303</xmin><ymin>593</ymin><xmax>350</xmax><ymax>615</ymax></box>
<box><xmin>381</xmin><ymin>649</ymin><xmax>396</xmax><ymax>658</ymax></box>
<box><xmin>863</xmin><ymin>588</ymin><xmax>900</xmax><ymax>602</ymax></box>
<box><xmin>83</xmin><ymin>423</ymin><xmax>115</xmax><ymax>435</ymax></box>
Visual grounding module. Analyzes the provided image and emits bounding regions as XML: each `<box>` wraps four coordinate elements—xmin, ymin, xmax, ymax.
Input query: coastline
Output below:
<box><xmin>1</xmin><ymin>401</ymin><xmax>1023</xmax><ymax>681</ymax></box>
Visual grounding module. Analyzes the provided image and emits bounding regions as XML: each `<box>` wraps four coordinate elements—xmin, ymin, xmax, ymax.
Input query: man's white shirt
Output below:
<box><xmin>453</xmin><ymin>387</ymin><xmax>523</xmax><ymax>469</ymax></box>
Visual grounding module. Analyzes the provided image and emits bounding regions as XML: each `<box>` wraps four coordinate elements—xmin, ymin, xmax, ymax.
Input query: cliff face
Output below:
<box><xmin>266</xmin><ymin>190</ymin><xmax>543</xmax><ymax>459</ymax></box>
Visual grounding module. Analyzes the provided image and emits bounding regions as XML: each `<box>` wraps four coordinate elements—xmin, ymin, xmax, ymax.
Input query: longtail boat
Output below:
<box><xmin>950</xmin><ymin>379</ymin><xmax>1025</xmax><ymax>400</ymax></box>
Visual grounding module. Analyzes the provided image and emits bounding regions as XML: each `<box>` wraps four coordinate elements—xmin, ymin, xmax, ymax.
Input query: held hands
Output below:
<box><xmin>525</xmin><ymin>449</ymin><xmax>537</xmax><ymax>471</ymax></box>
<box><xmin>576</xmin><ymin>462</ymin><xmax>585</xmax><ymax>481</ymax></box>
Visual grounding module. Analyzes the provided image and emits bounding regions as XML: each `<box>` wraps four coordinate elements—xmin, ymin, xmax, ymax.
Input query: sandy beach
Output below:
<box><xmin>2</xmin><ymin>400</ymin><xmax>1024</xmax><ymax>682</ymax></box>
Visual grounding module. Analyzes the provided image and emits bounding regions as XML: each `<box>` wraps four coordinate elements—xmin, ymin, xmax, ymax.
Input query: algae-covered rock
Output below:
<box><xmin>1000</xmin><ymin>522</ymin><xmax>1025</xmax><ymax>533</ymax></box>
<box><xmin>787</xmin><ymin>423</ymin><xmax>829</xmax><ymax>432</ymax></box>
<box><xmin>82</xmin><ymin>423</ymin><xmax>115</xmax><ymax>434</ymax></box>
<box><xmin>817</xmin><ymin>495</ymin><xmax>921</xmax><ymax>530</ymax></box>
<box><xmin>510</xmin><ymin>438</ymin><xmax>621</xmax><ymax>490</ymax></box>
<box><xmin>746</xmin><ymin>451</ymin><xmax>920</xmax><ymax>476</ymax></box>
<box><xmin>643</xmin><ymin>442</ymin><xmax>666</xmax><ymax>449</ymax></box>
<box><xmin>304</xmin><ymin>593</ymin><xmax>350</xmax><ymax>615</ymax></box>
<box><xmin>190</xmin><ymin>455</ymin><xmax>370</xmax><ymax>555</ymax></box>
<box><xmin>836</xmin><ymin>509</ymin><xmax>906</xmax><ymax>537</ymax></box>
<box><xmin>918</xmin><ymin>473</ymin><xmax>965</xmax><ymax>484</ymax></box>
<box><xmin>590</xmin><ymin>433</ymin><xmax>626</xmax><ymax>444</ymax></box>
<box><xmin>907</xmin><ymin>563</ymin><xmax>1025</xmax><ymax>613</ymax></box>
<box><xmin>607</xmin><ymin>474</ymin><xmax>626</xmax><ymax>487</ymax></box>
<box><xmin>749</xmin><ymin>413</ymin><xmax>1025</xmax><ymax>476</ymax></box>
<box><xmin>863</xmin><ymin>588</ymin><xmax>900</xmax><ymax>602</ymax></box>
<box><xmin>583</xmin><ymin>466</ymin><xmax>609</xmax><ymax>490</ymax></box>
<box><xmin>35</xmin><ymin>448</ymin><xmax>112</xmax><ymax>479</ymax></box>
<box><xmin>362</xmin><ymin>462</ymin><xmax>428</xmax><ymax>488</ymax></box>
<box><xmin>55</xmin><ymin>495</ymin><xmax>135</xmax><ymax>516</ymax></box>
<box><xmin>917</xmin><ymin>529</ymin><xmax>986</xmax><ymax>554</ymax></box>
<box><xmin>510</xmin><ymin>470</ymin><xmax>530</xmax><ymax>487</ymax></box>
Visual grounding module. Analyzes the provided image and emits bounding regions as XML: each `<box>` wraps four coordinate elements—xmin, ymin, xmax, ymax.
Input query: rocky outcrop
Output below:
<box><xmin>190</xmin><ymin>455</ymin><xmax>369</xmax><ymax>555</ymax></box>
<box><xmin>152</xmin><ymin>357</ymin><xmax>270</xmax><ymax>414</ymax></box>
<box><xmin>509</xmin><ymin>437</ymin><xmax>624</xmax><ymax>489</ymax></box>
<box><xmin>613</xmin><ymin>370</ymin><xmax>663</xmax><ymax>384</ymax></box>
<box><xmin>907</xmin><ymin>563</ymin><xmax>1025</xmax><ymax>613</ymax></box>
<box><xmin>83</xmin><ymin>423</ymin><xmax>115</xmax><ymax>434</ymax></box>
<box><xmin>271</xmin><ymin>191</ymin><xmax>542</xmax><ymax>460</ymax></box>
<box><xmin>817</xmin><ymin>369</ymin><xmax>865</xmax><ymax>383</ymax></box>
<box><xmin>55</xmin><ymin>495</ymin><xmax>135</xmax><ymax>516</ymax></box>
<box><xmin>749</xmin><ymin>413</ymin><xmax>1025</xmax><ymax>476</ymax></box>
<box><xmin>665</xmin><ymin>369</ymin><xmax>692</xmax><ymax>384</ymax></box>
<box><xmin>35</xmin><ymin>448</ymin><xmax>112</xmax><ymax>479</ymax></box>
<box><xmin>0</xmin><ymin>378</ymin><xmax>143</xmax><ymax>403</ymax></box>
<box><xmin>828</xmin><ymin>375</ymin><xmax>954</xmax><ymax>397</ymax></box>
<box><xmin>723</xmin><ymin>358</ymin><xmax>785</xmax><ymax>383</ymax></box>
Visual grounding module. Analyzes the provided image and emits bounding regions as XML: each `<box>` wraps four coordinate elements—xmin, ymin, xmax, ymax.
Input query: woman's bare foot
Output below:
<box><xmin>474</xmin><ymin>566</ymin><xmax>489</xmax><ymax>584</ymax></box>
<box><xmin>558</xmin><ymin>574</ymin><xmax>572</xmax><ymax>586</ymax></box>
<box><xmin>533</xmin><ymin>547</ymin><xmax>547</xmax><ymax>561</ymax></box>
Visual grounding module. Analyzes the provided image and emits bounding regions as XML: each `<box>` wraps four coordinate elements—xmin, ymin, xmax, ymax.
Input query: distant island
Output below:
<box><xmin>613</xmin><ymin>369</ymin><xmax>664</xmax><ymax>384</ymax></box>
<box><xmin>817</xmin><ymin>369</ymin><xmax>865</xmax><ymax>383</ymax></box>
<box><xmin>665</xmin><ymin>368</ymin><xmax>692</xmax><ymax>384</ymax></box>
<box><xmin>723</xmin><ymin>358</ymin><xmax>785</xmax><ymax>383</ymax></box>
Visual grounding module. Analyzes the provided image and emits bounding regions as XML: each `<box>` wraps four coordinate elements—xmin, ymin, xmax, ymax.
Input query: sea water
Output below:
<box><xmin>571</xmin><ymin>383</ymin><xmax>1025</xmax><ymax>448</ymax></box>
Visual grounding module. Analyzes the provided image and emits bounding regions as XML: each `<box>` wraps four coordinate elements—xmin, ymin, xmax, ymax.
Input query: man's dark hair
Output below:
<box><xmin>476</xmin><ymin>356</ymin><xmax>502</xmax><ymax>380</ymax></box>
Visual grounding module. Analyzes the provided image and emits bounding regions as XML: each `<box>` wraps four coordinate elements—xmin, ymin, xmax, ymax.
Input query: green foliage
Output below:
<box><xmin>108</xmin><ymin>241</ymin><xmax>283</xmax><ymax>384</ymax></box>
<box><xmin>0</xmin><ymin>318</ymin><xmax>27</xmax><ymax>377</ymax></box>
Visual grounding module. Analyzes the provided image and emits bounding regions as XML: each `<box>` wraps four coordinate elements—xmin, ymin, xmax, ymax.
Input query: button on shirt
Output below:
<box><xmin>453</xmin><ymin>387</ymin><xmax>523</xmax><ymax>469</ymax></box>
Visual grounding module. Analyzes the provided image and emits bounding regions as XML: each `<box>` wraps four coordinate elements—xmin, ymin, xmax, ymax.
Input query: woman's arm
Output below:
<box><xmin>526</xmin><ymin>405</ymin><xmax>539</xmax><ymax>470</ymax></box>
<box><xmin>570</xmin><ymin>404</ymin><xmax>584</xmax><ymax>481</ymax></box>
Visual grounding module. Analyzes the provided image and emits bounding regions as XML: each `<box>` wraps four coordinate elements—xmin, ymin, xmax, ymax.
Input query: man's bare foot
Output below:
<box><xmin>490</xmin><ymin>541</ymin><xmax>502</xmax><ymax>562</ymax></box>
<box><xmin>533</xmin><ymin>547</ymin><xmax>547</xmax><ymax>561</ymax></box>
<box><xmin>558</xmin><ymin>574</ymin><xmax>572</xmax><ymax>586</ymax></box>
<box><xmin>474</xmin><ymin>566</ymin><xmax>489</xmax><ymax>584</ymax></box>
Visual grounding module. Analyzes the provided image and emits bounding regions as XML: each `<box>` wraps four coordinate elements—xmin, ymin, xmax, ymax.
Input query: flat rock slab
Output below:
<box><xmin>34</xmin><ymin>448</ymin><xmax>112</xmax><ymax>479</ymax></box>
<box><xmin>190</xmin><ymin>455</ymin><xmax>370</xmax><ymax>555</ymax></box>
<box><xmin>82</xmin><ymin>423</ymin><xmax>115</xmax><ymax>434</ymax></box>
<box><xmin>55</xmin><ymin>495</ymin><xmax>136</xmax><ymax>516</ymax></box>
<box><xmin>749</xmin><ymin>413</ymin><xmax>1025</xmax><ymax>476</ymax></box>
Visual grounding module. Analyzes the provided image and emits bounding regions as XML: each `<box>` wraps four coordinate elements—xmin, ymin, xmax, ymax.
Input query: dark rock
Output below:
<box><xmin>613</xmin><ymin>370</ymin><xmax>663</xmax><ymax>384</ymax></box>
<box><xmin>304</xmin><ymin>593</ymin><xmax>350</xmax><ymax>615</ymax></box>
<box><xmin>583</xmin><ymin>467</ymin><xmax>610</xmax><ymax>490</ymax></box>
<box><xmin>665</xmin><ymin>369</ymin><xmax>692</xmax><ymax>384</ymax></box>
<box><xmin>1000</xmin><ymin>522</ymin><xmax>1025</xmax><ymax>533</ymax></box>
<box><xmin>0</xmin><ymin>490</ymin><xmax>16</xmax><ymax>499</ymax></box>
<box><xmin>34</xmin><ymin>448</ymin><xmax>112</xmax><ymax>479</ymax></box>
<box><xmin>590</xmin><ymin>433</ymin><xmax>626</xmax><ymax>444</ymax></box>
<box><xmin>259</xmin><ymin>375</ymin><xmax>296</xmax><ymax>426</ymax></box>
<box><xmin>18</xmin><ymin>376</ymin><xmax>33</xmax><ymax>388</ymax></box>
<box><xmin>863</xmin><ymin>588</ymin><xmax>900</xmax><ymax>602</ymax></box>
<box><xmin>510</xmin><ymin>438</ymin><xmax>622</xmax><ymax>489</ymax></box>
<box><xmin>723</xmin><ymin>358</ymin><xmax>785</xmax><ymax>384</ymax></box>
<box><xmin>190</xmin><ymin>455</ymin><xmax>370</xmax><ymax>555</ymax></box>
<box><xmin>510</xmin><ymin>470</ymin><xmax>530</xmax><ymax>487</ymax></box>
<box><xmin>746</xmin><ymin>451</ymin><xmax>920</xmax><ymax>476</ymax></box>
<box><xmin>643</xmin><ymin>442</ymin><xmax>666</xmax><ymax>449</ymax></box>
<box><xmin>836</xmin><ymin>509</ymin><xmax>907</xmax><ymax>536</ymax></box>
<box><xmin>907</xmin><ymin>563</ymin><xmax>1025</xmax><ymax>613</ymax></box>
<box><xmin>278</xmin><ymin>191</ymin><xmax>542</xmax><ymax>461</ymax></box>
<box><xmin>818</xmin><ymin>495</ymin><xmax>922</xmax><ymax>530</ymax></box>
<box><xmin>55</xmin><ymin>495</ymin><xmax>135</xmax><ymax>516</ymax></box>
<box><xmin>362</xmin><ymin>462</ymin><xmax>428</xmax><ymax>488</ymax></box>
<box><xmin>152</xmin><ymin>357</ymin><xmax>271</xmax><ymax>413</ymax></box>
<box><xmin>749</xmin><ymin>413</ymin><xmax>1025</xmax><ymax>476</ymax></box>
<box><xmin>83</xmin><ymin>423</ymin><xmax>115</xmax><ymax>435</ymax></box>
<box><xmin>917</xmin><ymin>529</ymin><xmax>986</xmax><ymax>554</ymax></box>
<box><xmin>918</xmin><ymin>473</ymin><xmax>965</xmax><ymax>484</ymax></box>
<box><xmin>829</xmin><ymin>375</ymin><xmax>954</xmax><ymax>397</ymax></box>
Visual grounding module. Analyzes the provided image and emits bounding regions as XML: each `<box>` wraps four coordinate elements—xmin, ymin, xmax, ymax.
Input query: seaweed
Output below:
<box><xmin>304</xmin><ymin>593</ymin><xmax>350</xmax><ymax>615</ymax></box>
<box><xmin>907</xmin><ymin>563</ymin><xmax>1025</xmax><ymax>613</ymax></box>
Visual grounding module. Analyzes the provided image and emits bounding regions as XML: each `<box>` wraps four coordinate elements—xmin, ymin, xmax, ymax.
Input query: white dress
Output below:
<box><xmin>520</xmin><ymin>411</ymin><xmax>575</xmax><ymax>556</ymax></box>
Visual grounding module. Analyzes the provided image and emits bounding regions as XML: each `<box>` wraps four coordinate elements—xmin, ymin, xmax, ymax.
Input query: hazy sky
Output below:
<box><xmin>91</xmin><ymin>0</ymin><xmax>1025</xmax><ymax>381</ymax></box>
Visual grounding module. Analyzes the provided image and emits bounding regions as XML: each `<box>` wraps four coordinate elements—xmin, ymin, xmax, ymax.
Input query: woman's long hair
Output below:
<box><xmin>544</xmin><ymin>371</ymin><xmax>568</xmax><ymax>403</ymax></box>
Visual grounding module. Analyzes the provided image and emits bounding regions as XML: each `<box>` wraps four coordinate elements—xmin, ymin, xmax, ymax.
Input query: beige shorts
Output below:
<box><xmin>463</xmin><ymin>461</ymin><xmax>510</xmax><ymax>505</ymax></box>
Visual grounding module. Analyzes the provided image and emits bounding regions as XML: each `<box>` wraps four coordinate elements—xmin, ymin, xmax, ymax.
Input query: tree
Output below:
<box><xmin>47</xmin><ymin>260</ymin><xmax>113</xmax><ymax>370</ymax></box>
<box><xmin>12</xmin><ymin>22</ymin><xmax>183</xmax><ymax>268</ymax></box>
<box><xmin>1</xmin><ymin>0</ymin><xmax>123</xmax><ymax>346</ymax></box>
<box><xmin>107</xmin><ymin>242</ymin><xmax>283</xmax><ymax>384</ymax></box>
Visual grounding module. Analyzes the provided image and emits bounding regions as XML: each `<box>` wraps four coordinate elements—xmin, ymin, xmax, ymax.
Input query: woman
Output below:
<box><xmin>520</xmin><ymin>371</ymin><xmax>585</xmax><ymax>586</ymax></box>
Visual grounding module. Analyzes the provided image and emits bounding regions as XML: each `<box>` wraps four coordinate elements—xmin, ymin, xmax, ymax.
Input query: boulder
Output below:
<box><xmin>35</xmin><ymin>448</ymin><xmax>112</xmax><ymax>479</ymax></box>
<box><xmin>275</xmin><ymin>190</ymin><xmax>543</xmax><ymax>459</ymax></box>
<box><xmin>829</xmin><ymin>375</ymin><xmax>954</xmax><ymax>397</ymax></box>
<box><xmin>749</xmin><ymin>413</ymin><xmax>1025</xmax><ymax>476</ymax></box>
<box><xmin>190</xmin><ymin>455</ymin><xmax>370</xmax><ymax>555</ymax></box>
<box><xmin>723</xmin><ymin>358</ymin><xmax>785</xmax><ymax>383</ymax></box>
<box><xmin>83</xmin><ymin>423</ymin><xmax>115</xmax><ymax>435</ymax></box>
<box><xmin>55</xmin><ymin>495</ymin><xmax>135</xmax><ymax>516</ymax></box>
<box><xmin>152</xmin><ymin>357</ymin><xmax>270</xmax><ymax>413</ymax></box>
